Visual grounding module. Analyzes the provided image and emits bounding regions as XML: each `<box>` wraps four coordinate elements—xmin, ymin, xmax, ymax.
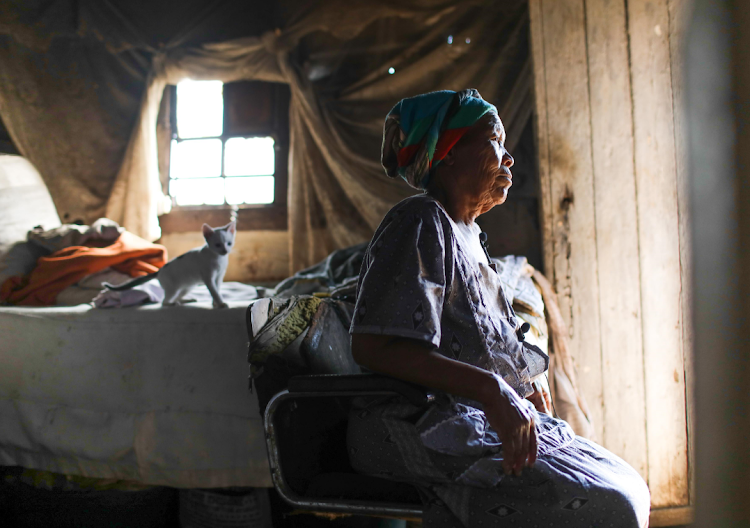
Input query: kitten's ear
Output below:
<box><xmin>202</xmin><ymin>224</ymin><xmax>215</xmax><ymax>239</ymax></box>
<box><xmin>227</xmin><ymin>221</ymin><xmax>236</xmax><ymax>235</ymax></box>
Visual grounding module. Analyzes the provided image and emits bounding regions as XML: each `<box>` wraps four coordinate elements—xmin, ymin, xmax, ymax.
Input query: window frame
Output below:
<box><xmin>158</xmin><ymin>82</ymin><xmax>289</xmax><ymax>233</ymax></box>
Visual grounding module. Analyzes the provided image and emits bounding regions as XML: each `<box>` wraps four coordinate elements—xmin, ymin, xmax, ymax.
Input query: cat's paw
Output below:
<box><xmin>213</xmin><ymin>301</ymin><xmax>229</xmax><ymax>309</ymax></box>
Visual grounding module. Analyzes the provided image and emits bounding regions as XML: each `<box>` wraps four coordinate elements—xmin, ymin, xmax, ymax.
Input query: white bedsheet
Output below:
<box><xmin>0</xmin><ymin>301</ymin><xmax>272</xmax><ymax>488</ymax></box>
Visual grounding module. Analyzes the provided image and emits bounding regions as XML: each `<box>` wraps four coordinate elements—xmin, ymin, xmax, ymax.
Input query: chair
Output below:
<box><xmin>263</xmin><ymin>373</ymin><xmax>435</xmax><ymax>519</ymax></box>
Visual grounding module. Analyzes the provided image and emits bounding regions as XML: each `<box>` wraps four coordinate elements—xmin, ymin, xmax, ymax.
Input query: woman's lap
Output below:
<box><xmin>347</xmin><ymin>400</ymin><xmax>650</xmax><ymax>527</ymax></box>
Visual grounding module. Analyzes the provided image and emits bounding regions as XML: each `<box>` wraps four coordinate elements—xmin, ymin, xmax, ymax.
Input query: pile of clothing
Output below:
<box><xmin>0</xmin><ymin>219</ymin><xmax>167</xmax><ymax>306</ymax></box>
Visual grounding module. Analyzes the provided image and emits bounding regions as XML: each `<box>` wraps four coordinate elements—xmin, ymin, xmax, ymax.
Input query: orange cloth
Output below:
<box><xmin>0</xmin><ymin>231</ymin><xmax>167</xmax><ymax>306</ymax></box>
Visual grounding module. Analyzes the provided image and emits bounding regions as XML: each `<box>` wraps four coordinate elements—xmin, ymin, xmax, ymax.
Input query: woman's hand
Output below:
<box><xmin>526</xmin><ymin>381</ymin><xmax>552</xmax><ymax>415</ymax></box>
<box><xmin>351</xmin><ymin>334</ymin><xmax>539</xmax><ymax>476</ymax></box>
<box><xmin>481</xmin><ymin>375</ymin><xmax>538</xmax><ymax>476</ymax></box>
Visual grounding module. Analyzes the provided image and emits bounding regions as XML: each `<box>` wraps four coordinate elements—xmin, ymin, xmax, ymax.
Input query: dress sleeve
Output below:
<box><xmin>350</xmin><ymin>203</ymin><xmax>449</xmax><ymax>348</ymax></box>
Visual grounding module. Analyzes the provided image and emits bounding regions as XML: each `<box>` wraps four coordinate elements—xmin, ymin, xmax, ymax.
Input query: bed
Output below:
<box><xmin>0</xmin><ymin>154</ymin><xmax>271</xmax><ymax>488</ymax></box>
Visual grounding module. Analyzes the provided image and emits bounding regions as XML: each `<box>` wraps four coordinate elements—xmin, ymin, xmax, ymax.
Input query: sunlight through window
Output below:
<box><xmin>170</xmin><ymin>178</ymin><xmax>225</xmax><ymax>206</ymax></box>
<box><xmin>175</xmin><ymin>80</ymin><xmax>223</xmax><ymax>138</ymax></box>
<box><xmin>170</xmin><ymin>139</ymin><xmax>222</xmax><ymax>178</ymax></box>
<box><xmin>169</xmin><ymin>80</ymin><xmax>278</xmax><ymax>206</ymax></box>
<box><xmin>224</xmin><ymin>137</ymin><xmax>275</xmax><ymax>176</ymax></box>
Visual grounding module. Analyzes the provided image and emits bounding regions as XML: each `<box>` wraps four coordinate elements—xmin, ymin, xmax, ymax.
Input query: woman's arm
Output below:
<box><xmin>351</xmin><ymin>333</ymin><xmax>538</xmax><ymax>476</ymax></box>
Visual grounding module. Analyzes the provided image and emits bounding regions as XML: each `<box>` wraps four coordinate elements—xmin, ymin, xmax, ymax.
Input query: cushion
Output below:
<box><xmin>0</xmin><ymin>155</ymin><xmax>61</xmax><ymax>284</ymax></box>
<box><xmin>0</xmin><ymin>155</ymin><xmax>61</xmax><ymax>254</ymax></box>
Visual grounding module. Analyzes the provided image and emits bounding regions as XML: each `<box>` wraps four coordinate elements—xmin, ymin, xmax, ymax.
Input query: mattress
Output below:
<box><xmin>0</xmin><ymin>299</ymin><xmax>272</xmax><ymax>488</ymax></box>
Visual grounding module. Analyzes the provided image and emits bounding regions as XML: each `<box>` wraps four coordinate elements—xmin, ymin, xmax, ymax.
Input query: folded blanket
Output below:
<box><xmin>0</xmin><ymin>231</ymin><xmax>167</xmax><ymax>306</ymax></box>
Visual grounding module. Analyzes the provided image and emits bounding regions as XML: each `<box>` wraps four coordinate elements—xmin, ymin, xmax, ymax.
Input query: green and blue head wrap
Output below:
<box><xmin>381</xmin><ymin>89</ymin><xmax>497</xmax><ymax>190</ymax></box>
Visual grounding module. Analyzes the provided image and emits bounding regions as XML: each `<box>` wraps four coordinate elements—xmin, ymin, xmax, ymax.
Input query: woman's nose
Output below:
<box><xmin>503</xmin><ymin>149</ymin><xmax>514</xmax><ymax>168</ymax></box>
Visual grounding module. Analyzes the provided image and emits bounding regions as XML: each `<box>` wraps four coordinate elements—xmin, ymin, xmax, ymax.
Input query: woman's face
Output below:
<box><xmin>447</xmin><ymin>113</ymin><xmax>515</xmax><ymax>214</ymax></box>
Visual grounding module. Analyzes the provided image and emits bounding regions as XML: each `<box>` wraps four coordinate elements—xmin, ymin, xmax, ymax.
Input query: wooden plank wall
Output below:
<box><xmin>529</xmin><ymin>0</ymin><xmax>691</xmax><ymax>516</ymax></box>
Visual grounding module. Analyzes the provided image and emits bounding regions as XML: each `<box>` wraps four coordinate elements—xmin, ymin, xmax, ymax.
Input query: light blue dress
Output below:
<box><xmin>349</xmin><ymin>195</ymin><xmax>650</xmax><ymax>527</ymax></box>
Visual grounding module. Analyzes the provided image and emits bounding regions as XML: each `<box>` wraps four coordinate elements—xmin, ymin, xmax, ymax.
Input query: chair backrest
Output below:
<box><xmin>264</xmin><ymin>387</ymin><xmax>423</xmax><ymax>519</ymax></box>
<box><xmin>249</xmin><ymin>298</ymin><xmax>361</xmax><ymax>415</ymax></box>
<box><xmin>273</xmin><ymin>395</ymin><xmax>352</xmax><ymax>493</ymax></box>
<box><xmin>249</xmin><ymin>293</ymin><xmax>425</xmax><ymax>518</ymax></box>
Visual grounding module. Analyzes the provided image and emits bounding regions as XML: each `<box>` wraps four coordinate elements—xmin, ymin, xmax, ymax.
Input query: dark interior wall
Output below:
<box><xmin>96</xmin><ymin>1</ymin><xmax>276</xmax><ymax>48</ymax></box>
<box><xmin>293</xmin><ymin>10</ymin><xmax>541</xmax><ymax>267</ymax></box>
<box><xmin>688</xmin><ymin>0</ymin><xmax>750</xmax><ymax>524</ymax></box>
<box><xmin>0</xmin><ymin>115</ymin><xmax>18</xmax><ymax>154</ymax></box>
<box><xmin>0</xmin><ymin>31</ymin><xmax>151</xmax><ymax>223</ymax></box>
<box><xmin>0</xmin><ymin>1</ymin><xmax>278</xmax><ymax>51</ymax></box>
<box><xmin>294</xmin><ymin>10</ymin><xmax>540</xmax><ymax>267</ymax></box>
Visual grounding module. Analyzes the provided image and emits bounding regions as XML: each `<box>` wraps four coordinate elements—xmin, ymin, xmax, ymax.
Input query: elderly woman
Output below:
<box><xmin>348</xmin><ymin>90</ymin><xmax>651</xmax><ymax>527</ymax></box>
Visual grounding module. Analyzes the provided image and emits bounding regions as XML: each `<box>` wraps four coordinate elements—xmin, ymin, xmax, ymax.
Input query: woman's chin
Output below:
<box><xmin>493</xmin><ymin>187</ymin><xmax>510</xmax><ymax>205</ymax></box>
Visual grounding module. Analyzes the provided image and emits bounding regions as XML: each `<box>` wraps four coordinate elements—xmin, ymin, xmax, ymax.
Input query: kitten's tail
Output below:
<box><xmin>104</xmin><ymin>271</ymin><xmax>160</xmax><ymax>291</ymax></box>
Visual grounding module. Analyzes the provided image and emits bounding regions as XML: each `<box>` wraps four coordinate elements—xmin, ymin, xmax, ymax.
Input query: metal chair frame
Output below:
<box><xmin>263</xmin><ymin>374</ymin><xmax>435</xmax><ymax>518</ymax></box>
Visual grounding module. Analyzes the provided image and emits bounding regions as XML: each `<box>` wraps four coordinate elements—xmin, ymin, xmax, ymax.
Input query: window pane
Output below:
<box><xmin>224</xmin><ymin>137</ymin><xmax>275</xmax><ymax>176</ymax></box>
<box><xmin>170</xmin><ymin>139</ymin><xmax>222</xmax><ymax>179</ymax></box>
<box><xmin>170</xmin><ymin>178</ymin><xmax>224</xmax><ymax>206</ymax></box>
<box><xmin>176</xmin><ymin>80</ymin><xmax>223</xmax><ymax>138</ymax></box>
<box><xmin>225</xmin><ymin>176</ymin><xmax>275</xmax><ymax>205</ymax></box>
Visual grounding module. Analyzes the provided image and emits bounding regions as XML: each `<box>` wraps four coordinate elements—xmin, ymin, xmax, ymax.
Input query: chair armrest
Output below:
<box><xmin>287</xmin><ymin>373</ymin><xmax>435</xmax><ymax>408</ymax></box>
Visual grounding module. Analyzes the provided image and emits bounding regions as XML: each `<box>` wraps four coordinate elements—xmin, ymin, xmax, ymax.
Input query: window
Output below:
<box><xmin>168</xmin><ymin>80</ymin><xmax>283</xmax><ymax>207</ymax></box>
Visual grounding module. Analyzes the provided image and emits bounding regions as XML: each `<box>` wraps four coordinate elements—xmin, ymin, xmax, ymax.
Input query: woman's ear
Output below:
<box><xmin>442</xmin><ymin>148</ymin><xmax>456</xmax><ymax>166</ymax></box>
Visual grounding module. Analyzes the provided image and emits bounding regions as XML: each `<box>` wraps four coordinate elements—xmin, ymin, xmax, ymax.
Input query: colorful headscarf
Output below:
<box><xmin>381</xmin><ymin>89</ymin><xmax>497</xmax><ymax>190</ymax></box>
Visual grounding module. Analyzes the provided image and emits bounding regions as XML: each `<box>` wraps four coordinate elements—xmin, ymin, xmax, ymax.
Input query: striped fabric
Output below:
<box><xmin>381</xmin><ymin>89</ymin><xmax>496</xmax><ymax>190</ymax></box>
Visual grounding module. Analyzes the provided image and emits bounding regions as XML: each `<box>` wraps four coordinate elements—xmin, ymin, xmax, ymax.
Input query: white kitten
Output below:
<box><xmin>105</xmin><ymin>221</ymin><xmax>236</xmax><ymax>309</ymax></box>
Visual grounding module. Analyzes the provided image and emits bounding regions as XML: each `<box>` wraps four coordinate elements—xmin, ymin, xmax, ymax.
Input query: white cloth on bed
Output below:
<box><xmin>92</xmin><ymin>280</ymin><xmax>262</xmax><ymax>309</ymax></box>
<box><xmin>0</xmin><ymin>301</ymin><xmax>272</xmax><ymax>488</ymax></box>
<box><xmin>93</xmin><ymin>278</ymin><xmax>165</xmax><ymax>308</ymax></box>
